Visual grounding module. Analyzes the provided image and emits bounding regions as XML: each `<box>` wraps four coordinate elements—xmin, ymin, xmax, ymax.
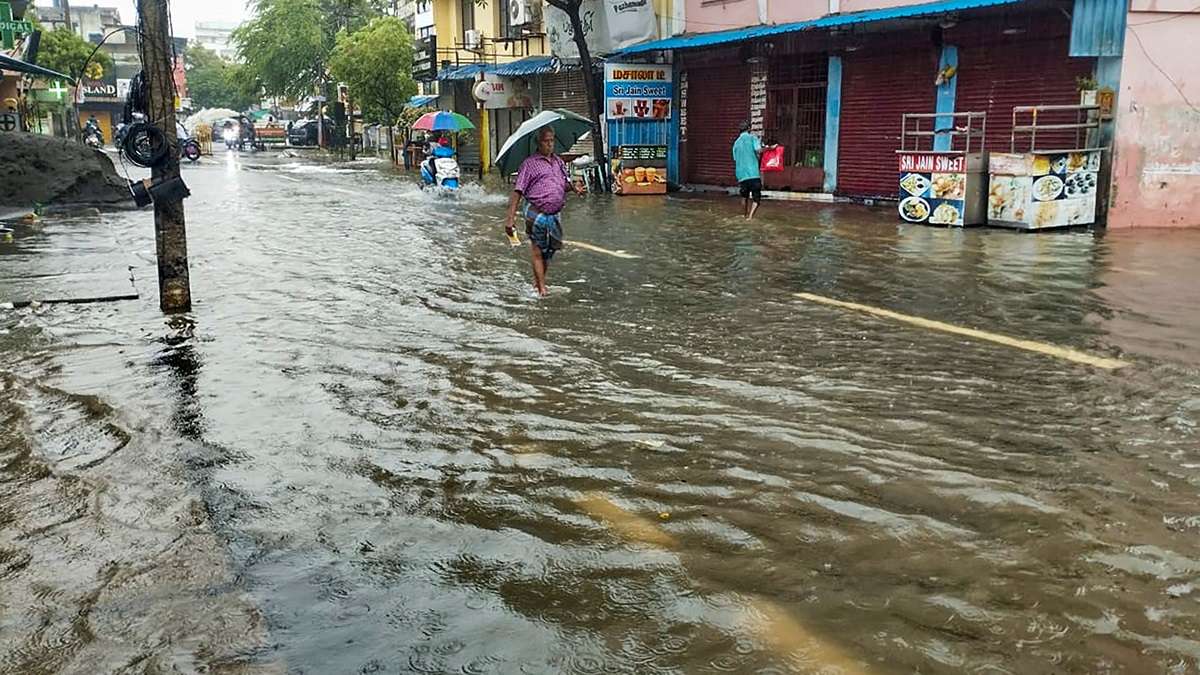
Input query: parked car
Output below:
<box><xmin>287</xmin><ymin>118</ymin><xmax>336</xmax><ymax>146</ymax></box>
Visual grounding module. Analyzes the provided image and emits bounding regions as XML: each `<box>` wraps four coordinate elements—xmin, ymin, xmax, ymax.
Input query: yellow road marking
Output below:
<box><xmin>795</xmin><ymin>292</ymin><xmax>1129</xmax><ymax>370</ymax></box>
<box><xmin>575</xmin><ymin>491</ymin><xmax>676</xmax><ymax>548</ymax></box>
<box><xmin>743</xmin><ymin>599</ymin><xmax>870</xmax><ymax>674</ymax></box>
<box><xmin>570</xmin><ymin>241</ymin><xmax>641</xmax><ymax>259</ymax></box>
<box><xmin>575</xmin><ymin>492</ymin><xmax>870</xmax><ymax>672</ymax></box>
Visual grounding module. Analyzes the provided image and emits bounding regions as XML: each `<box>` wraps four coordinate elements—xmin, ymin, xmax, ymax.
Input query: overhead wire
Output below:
<box><xmin>1126</xmin><ymin>25</ymin><xmax>1199</xmax><ymax>114</ymax></box>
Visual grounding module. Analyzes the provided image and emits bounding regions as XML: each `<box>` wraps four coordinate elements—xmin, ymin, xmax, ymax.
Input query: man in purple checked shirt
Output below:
<box><xmin>505</xmin><ymin>126</ymin><xmax>586</xmax><ymax>297</ymax></box>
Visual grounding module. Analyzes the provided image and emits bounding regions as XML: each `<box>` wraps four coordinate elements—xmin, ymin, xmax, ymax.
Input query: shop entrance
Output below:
<box><xmin>765</xmin><ymin>55</ymin><xmax>827</xmax><ymax>191</ymax></box>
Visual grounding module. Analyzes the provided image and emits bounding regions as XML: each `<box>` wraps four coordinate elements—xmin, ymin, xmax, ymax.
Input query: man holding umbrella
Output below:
<box><xmin>504</xmin><ymin>126</ymin><xmax>585</xmax><ymax>297</ymax></box>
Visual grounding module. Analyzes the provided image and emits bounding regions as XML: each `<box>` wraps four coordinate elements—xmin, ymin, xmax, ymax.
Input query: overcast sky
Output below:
<box><xmin>35</xmin><ymin>0</ymin><xmax>253</xmax><ymax>38</ymax></box>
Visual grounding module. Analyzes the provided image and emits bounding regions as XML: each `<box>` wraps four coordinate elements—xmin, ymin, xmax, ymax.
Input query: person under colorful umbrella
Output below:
<box><xmin>411</xmin><ymin>111</ymin><xmax>475</xmax><ymax>133</ymax></box>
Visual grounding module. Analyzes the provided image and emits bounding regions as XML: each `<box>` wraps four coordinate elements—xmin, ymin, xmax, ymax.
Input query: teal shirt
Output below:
<box><xmin>733</xmin><ymin>131</ymin><xmax>763</xmax><ymax>182</ymax></box>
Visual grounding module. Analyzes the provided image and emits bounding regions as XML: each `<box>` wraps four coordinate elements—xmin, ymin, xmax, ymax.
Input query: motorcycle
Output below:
<box><xmin>420</xmin><ymin>152</ymin><xmax>461</xmax><ymax>192</ymax></box>
<box><xmin>83</xmin><ymin>124</ymin><xmax>104</xmax><ymax>149</ymax></box>
<box><xmin>180</xmin><ymin>137</ymin><xmax>202</xmax><ymax>163</ymax></box>
<box><xmin>223</xmin><ymin>125</ymin><xmax>239</xmax><ymax>150</ymax></box>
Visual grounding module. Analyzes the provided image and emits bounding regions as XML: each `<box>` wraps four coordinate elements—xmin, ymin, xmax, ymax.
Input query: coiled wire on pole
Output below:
<box><xmin>120</xmin><ymin>121</ymin><xmax>169</xmax><ymax>168</ymax></box>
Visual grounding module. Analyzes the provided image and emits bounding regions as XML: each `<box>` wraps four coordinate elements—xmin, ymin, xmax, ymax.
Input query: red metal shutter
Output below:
<box><xmin>541</xmin><ymin>70</ymin><xmax>594</xmax><ymax>156</ymax></box>
<box><xmin>837</xmin><ymin>46</ymin><xmax>939</xmax><ymax>198</ymax></box>
<box><xmin>953</xmin><ymin>17</ymin><xmax>1096</xmax><ymax>154</ymax></box>
<box><xmin>685</xmin><ymin>65</ymin><xmax>750</xmax><ymax>186</ymax></box>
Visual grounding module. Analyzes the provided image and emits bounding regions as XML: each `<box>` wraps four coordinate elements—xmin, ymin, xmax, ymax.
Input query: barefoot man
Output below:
<box><xmin>505</xmin><ymin>126</ymin><xmax>585</xmax><ymax>296</ymax></box>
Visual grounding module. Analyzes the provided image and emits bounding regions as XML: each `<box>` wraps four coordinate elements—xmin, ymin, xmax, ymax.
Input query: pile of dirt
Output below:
<box><xmin>0</xmin><ymin>132</ymin><xmax>130</xmax><ymax>208</ymax></box>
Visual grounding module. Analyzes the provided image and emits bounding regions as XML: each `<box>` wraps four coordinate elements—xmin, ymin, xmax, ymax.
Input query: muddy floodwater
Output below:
<box><xmin>2</xmin><ymin>154</ymin><xmax>1199</xmax><ymax>674</ymax></box>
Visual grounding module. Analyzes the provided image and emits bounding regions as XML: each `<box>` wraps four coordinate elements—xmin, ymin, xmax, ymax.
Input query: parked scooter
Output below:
<box><xmin>175</xmin><ymin>120</ymin><xmax>201</xmax><ymax>163</ymax></box>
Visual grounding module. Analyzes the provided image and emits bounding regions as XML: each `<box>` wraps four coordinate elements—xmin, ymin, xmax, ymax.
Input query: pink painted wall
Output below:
<box><xmin>1108</xmin><ymin>1</ymin><xmax>1200</xmax><ymax>228</ymax></box>
<box><xmin>685</xmin><ymin>0</ymin><xmax>761</xmax><ymax>33</ymax></box>
<box><xmin>686</xmin><ymin>0</ymin><xmax>926</xmax><ymax>33</ymax></box>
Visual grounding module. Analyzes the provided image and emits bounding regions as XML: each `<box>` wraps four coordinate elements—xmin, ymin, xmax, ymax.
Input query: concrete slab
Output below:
<box><xmin>0</xmin><ymin>214</ymin><xmax>137</xmax><ymax>306</ymax></box>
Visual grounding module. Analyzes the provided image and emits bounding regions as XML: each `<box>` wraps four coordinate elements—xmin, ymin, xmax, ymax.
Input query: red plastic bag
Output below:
<box><xmin>760</xmin><ymin>145</ymin><xmax>785</xmax><ymax>172</ymax></box>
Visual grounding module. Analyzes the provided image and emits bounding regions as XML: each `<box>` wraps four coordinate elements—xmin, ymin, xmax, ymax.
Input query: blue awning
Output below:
<box><xmin>493</xmin><ymin>56</ymin><xmax>558</xmax><ymax>77</ymax></box>
<box><xmin>407</xmin><ymin>94</ymin><xmax>438</xmax><ymax>108</ymax></box>
<box><xmin>614</xmin><ymin>0</ymin><xmax>1027</xmax><ymax>55</ymax></box>
<box><xmin>436</xmin><ymin>63</ymin><xmax>495</xmax><ymax>81</ymax></box>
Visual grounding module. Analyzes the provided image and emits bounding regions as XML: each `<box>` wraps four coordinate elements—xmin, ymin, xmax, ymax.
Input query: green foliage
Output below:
<box><xmin>234</xmin><ymin>0</ymin><xmax>380</xmax><ymax>100</ymax></box>
<box><xmin>185</xmin><ymin>44</ymin><xmax>259</xmax><ymax>111</ymax></box>
<box><xmin>29</xmin><ymin>19</ymin><xmax>114</xmax><ymax>83</ymax></box>
<box><xmin>329</xmin><ymin>16</ymin><xmax>417</xmax><ymax>127</ymax></box>
<box><xmin>397</xmin><ymin>105</ymin><xmax>435</xmax><ymax>132</ymax></box>
<box><xmin>234</xmin><ymin>0</ymin><xmax>328</xmax><ymax>99</ymax></box>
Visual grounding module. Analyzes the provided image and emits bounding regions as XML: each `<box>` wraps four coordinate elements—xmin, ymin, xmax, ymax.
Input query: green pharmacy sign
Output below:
<box><xmin>1</xmin><ymin>1</ymin><xmax>34</xmax><ymax>49</ymax></box>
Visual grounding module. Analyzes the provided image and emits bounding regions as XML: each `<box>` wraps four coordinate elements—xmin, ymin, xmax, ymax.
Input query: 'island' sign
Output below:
<box><xmin>897</xmin><ymin>152</ymin><xmax>965</xmax><ymax>173</ymax></box>
<box><xmin>1</xmin><ymin>2</ymin><xmax>35</xmax><ymax>49</ymax></box>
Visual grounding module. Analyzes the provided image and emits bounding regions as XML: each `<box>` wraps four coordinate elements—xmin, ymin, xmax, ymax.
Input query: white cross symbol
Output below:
<box><xmin>48</xmin><ymin>80</ymin><xmax>67</xmax><ymax>100</ymax></box>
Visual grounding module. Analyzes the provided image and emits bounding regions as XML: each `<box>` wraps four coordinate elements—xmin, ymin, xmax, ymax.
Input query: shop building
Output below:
<box><xmin>622</xmin><ymin>0</ymin><xmax>1110</xmax><ymax>205</ymax></box>
<box><xmin>1106</xmin><ymin>0</ymin><xmax>1200</xmax><ymax>228</ymax></box>
<box><xmin>419</xmin><ymin>0</ymin><xmax>684</xmax><ymax>173</ymax></box>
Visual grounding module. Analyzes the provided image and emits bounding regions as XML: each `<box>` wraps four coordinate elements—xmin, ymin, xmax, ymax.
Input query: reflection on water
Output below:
<box><xmin>1</xmin><ymin>155</ymin><xmax>1199</xmax><ymax>673</ymax></box>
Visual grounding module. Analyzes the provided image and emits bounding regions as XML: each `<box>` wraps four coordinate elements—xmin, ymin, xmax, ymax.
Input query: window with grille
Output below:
<box><xmin>498</xmin><ymin>0</ymin><xmax>513</xmax><ymax>38</ymax></box>
<box><xmin>460</xmin><ymin>0</ymin><xmax>475</xmax><ymax>39</ymax></box>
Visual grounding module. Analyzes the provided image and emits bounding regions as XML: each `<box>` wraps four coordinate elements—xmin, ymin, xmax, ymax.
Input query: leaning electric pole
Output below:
<box><xmin>136</xmin><ymin>0</ymin><xmax>191</xmax><ymax>313</ymax></box>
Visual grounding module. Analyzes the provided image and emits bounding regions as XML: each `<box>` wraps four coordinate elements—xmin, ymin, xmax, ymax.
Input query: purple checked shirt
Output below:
<box><xmin>514</xmin><ymin>153</ymin><xmax>571</xmax><ymax>215</ymax></box>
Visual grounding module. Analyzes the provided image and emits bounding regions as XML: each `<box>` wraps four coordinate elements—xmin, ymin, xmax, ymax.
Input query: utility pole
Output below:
<box><xmin>347</xmin><ymin>91</ymin><xmax>356</xmax><ymax>160</ymax></box>
<box><xmin>136</xmin><ymin>0</ymin><xmax>191</xmax><ymax>312</ymax></box>
<box><xmin>61</xmin><ymin>0</ymin><xmax>72</xmax><ymax>35</ymax></box>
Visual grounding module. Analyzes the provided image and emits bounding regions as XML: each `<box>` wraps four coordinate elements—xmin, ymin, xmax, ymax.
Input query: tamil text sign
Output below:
<box><xmin>604</xmin><ymin>63</ymin><xmax>672</xmax><ymax>119</ymax></box>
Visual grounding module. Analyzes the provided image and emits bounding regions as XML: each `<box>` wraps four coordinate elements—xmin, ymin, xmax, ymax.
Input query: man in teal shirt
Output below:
<box><xmin>732</xmin><ymin>120</ymin><xmax>771</xmax><ymax>220</ymax></box>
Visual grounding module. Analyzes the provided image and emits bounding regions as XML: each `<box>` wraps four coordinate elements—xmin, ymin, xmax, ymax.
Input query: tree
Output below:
<box><xmin>184</xmin><ymin>44</ymin><xmax>259</xmax><ymax>111</ymax></box>
<box><xmin>234</xmin><ymin>0</ymin><xmax>329</xmax><ymax>101</ymax></box>
<box><xmin>235</xmin><ymin>0</ymin><xmax>378</xmax><ymax>145</ymax></box>
<box><xmin>545</xmin><ymin>0</ymin><xmax>607</xmax><ymax>188</ymax></box>
<box><xmin>329</xmin><ymin>16</ymin><xmax>416</xmax><ymax>163</ymax></box>
<box><xmin>30</xmin><ymin>20</ymin><xmax>114</xmax><ymax>87</ymax></box>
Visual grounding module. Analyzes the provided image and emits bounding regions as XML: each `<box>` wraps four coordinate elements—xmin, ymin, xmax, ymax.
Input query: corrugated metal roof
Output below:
<box><xmin>493</xmin><ymin>56</ymin><xmax>557</xmax><ymax>76</ymax></box>
<box><xmin>408</xmin><ymin>94</ymin><xmax>438</xmax><ymax>108</ymax></box>
<box><xmin>0</xmin><ymin>53</ymin><xmax>71</xmax><ymax>80</ymax></box>
<box><xmin>436</xmin><ymin>63</ymin><xmax>494</xmax><ymax>81</ymax></box>
<box><xmin>1069</xmin><ymin>0</ymin><xmax>1126</xmax><ymax>57</ymax></box>
<box><xmin>614</xmin><ymin>0</ymin><xmax>1028</xmax><ymax>56</ymax></box>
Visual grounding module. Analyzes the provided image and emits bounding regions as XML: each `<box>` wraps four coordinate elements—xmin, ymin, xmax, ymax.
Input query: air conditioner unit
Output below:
<box><xmin>510</xmin><ymin>0</ymin><xmax>533</xmax><ymax>27</ymax></box>
<box><xmin>464</xmin><ymin>29</ymin><xmax>482</xmax><ymax>49</ymax></box>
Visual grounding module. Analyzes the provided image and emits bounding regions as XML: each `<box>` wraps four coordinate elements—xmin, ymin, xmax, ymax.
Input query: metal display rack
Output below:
<box><xmin>895</xmin><ymin>111</ymin><xmax>989</xmax><ymax>227</ymax></box>
<box><xmin>989</xmin><ymin>104</ymin><xmax>1106</xmax><ymax>230</ymax></box>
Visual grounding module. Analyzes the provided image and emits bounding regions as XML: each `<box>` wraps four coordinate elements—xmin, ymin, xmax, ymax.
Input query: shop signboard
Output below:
<box><xmin>413</xmin><ymin>35</ymin><xmax>437</xmax><ymax>82</ymax></box>
<box><xmin>988</xmin><ymin>151</ymin><xmax>1102</xmax><ymax>229</ymax></box>
<box><xmin>604</xmin><ymin>63</ymin><xmax>672</xmax><ymax>119</ymax></box>
<box><xmin>897</xmin><ymin>152</ymin><xmax>968</xmax><ymax>226</ymax></box>
<box><xmin>615</xmin><ymin>144</ymin><xmax>667</xmax><ymax>195</ymax></box>
<box><xmin>1</xmin><ymin>2</ymin><xmax>34</xmax><ymax>49</ymax></box>
<box><xmin>471</xmin><ymin>74</ymin><xmax>533</xmax><ymax>110</ymax></box>
<box><xmin>0</xmin><ymin>111</ymin><xmax>19</xmax><ymax>133</ymax></box>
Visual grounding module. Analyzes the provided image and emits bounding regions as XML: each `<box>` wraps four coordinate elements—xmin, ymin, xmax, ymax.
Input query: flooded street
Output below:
<box><xmin>2</xmin><ymin>153</ymin><xmax>1199</xmax><ymax>674</ymax></box>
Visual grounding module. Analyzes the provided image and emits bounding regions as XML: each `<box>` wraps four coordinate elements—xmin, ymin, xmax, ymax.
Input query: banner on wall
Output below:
<box><xmin>604</xmin><ymin>63</ymin><xmax>672</xmax><ymax>119</ymax></box>
<box><xmin>547</xmin><ymin>0</ymin><xmax>657</xmax><ymax>62</ymax></box>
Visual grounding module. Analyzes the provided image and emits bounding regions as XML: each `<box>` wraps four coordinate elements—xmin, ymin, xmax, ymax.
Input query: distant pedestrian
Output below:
<box><xmin>504</xmin><ymin>126</ymin><xmax>585</xmax><ymax>297</ymax></box>
<box><xmin>732</xmin><ymin>120</ymin><xmax>775</xmax><ymax>221</ymax></box>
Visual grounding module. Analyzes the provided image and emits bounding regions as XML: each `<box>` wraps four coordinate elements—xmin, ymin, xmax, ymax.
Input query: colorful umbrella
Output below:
<box><xmin>411</xmin><ymin>111</ymin><xmax>476</xmax><ymax>132</ymax></box>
